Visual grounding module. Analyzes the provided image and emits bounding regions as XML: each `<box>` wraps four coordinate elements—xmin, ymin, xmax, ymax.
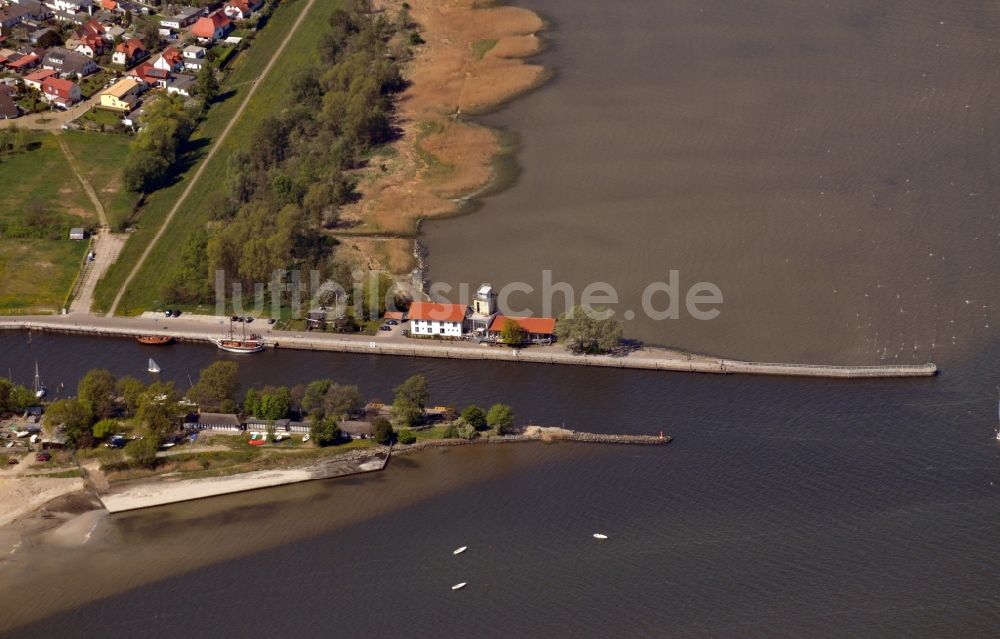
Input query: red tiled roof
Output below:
<box><xmin>101</xmin><ymin>0</ymin><xmax>118</xmax><ymax>10</ymax></box>
<box><xmin>161</xmin><ymin>46</ymin><xmax>182</xmax><ymax>63</ymax></box>
<box><xmin>8</xmin><ymin>53</ymin><xmax>39</xmax><ymax>69</ymax></box>
<box><xmin>407</xmin><ymin>302</ymin><xmax>468</xmax><ymax>323</ymax></box>
<box><xmin>42</xmin><ymin>77</ymin><xmax>76</xmax><ymax>99</ymax></box>
<box><xmin>488</xmin><ymin>315</ymin><xmax>557</xmax><ymax>335</ymax></box>
<box><xmin>116</xmin><ymin>38</ymin><xmax>145</xmax><ymax>56</ymax></box>
<box><xmin>24</xmin><ymin>68</ymin><xmax>57</xmax><ymax>82</ymax></box>
<box><xmin>192</xmin><ymin>11</ymin><xmax>232</xmax><ymax>38</ymax></box>
<box><xmin>382</xmin><ymin>311</ymin><xmax>405</xmax><ymax>321</ymax></box>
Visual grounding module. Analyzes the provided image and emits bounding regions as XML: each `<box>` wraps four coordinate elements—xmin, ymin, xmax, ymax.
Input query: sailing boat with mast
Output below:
<box><xmin>33</xmin><ymin>362</ymin><xmax>46</xmax><ymax>399</ymax></box>
<box><xmin>995</xmin><ymin>388</ymin><xmax>1000</xmax><ymax>442</ymax></box>
<box><xmin>213</xmin><ymin>318</ymin><xmax>265</xmax><ymax>354</ymax></box>
<box><xmin>148</xmin><ymin>358</ymin><xmax>161</xmax><ymax>374</ymax></box>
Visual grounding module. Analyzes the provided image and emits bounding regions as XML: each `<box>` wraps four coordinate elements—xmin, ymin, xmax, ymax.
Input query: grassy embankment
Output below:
<box><xmin>0</xmin><ymin>135</ymin><xmax>94</xmax><ymax>313</ymax></box>
<box><xmin>93</xmin><ymin>0</ymin><xmax>343</xmax><ymax>316</ymax></box>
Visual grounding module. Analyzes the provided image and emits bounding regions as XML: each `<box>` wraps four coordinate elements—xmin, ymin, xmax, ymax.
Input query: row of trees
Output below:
<box><xmin>163</xmin><ymin>2</ymin><xmax>408</xmax><ymax>304</ymax></box>
<box><xmin>122</xmin><ymin>96</ymin><xmax>196</xmax><ymax>194</ymax></box>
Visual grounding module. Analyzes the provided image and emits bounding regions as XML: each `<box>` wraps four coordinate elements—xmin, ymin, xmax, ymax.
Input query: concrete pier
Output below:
<box><xmin>0</xmin><ymin>314</ymin><xmax>938</xmax><ymax>379</ymax></box>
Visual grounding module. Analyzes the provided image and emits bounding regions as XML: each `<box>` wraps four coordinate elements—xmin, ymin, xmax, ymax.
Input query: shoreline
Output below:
<box><xmin>0</xmin><ymin>314</ymin><xmax>939</xmax><ymax>379</ymax></box>
<box><xmin>97</xmin><ymin>427</ymin><xmax>670</xmax><ymax>514</ymax></box>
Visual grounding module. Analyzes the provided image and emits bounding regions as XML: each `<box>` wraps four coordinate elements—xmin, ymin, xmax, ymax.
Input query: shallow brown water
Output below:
<box><xmin>424</xmin><ymin>0</ymin><xmax>1000</xmax><ymax>365</ymax></box>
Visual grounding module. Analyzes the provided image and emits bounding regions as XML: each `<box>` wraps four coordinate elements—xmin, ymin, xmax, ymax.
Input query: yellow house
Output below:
<box><xmin>99</xmin><ymin>78</ymin><xmax>143</xmax><ymax>112</ymax></box>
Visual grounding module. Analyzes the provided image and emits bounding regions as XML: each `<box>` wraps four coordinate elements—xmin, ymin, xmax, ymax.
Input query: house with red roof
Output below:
<box><xmin>191</xmin><ymin>11</ymin><xmax>232</xmax><ymax>42</ymax></box>
<box><xmin>73</xmin><ymin>31</ymin><xmax>105</xmax><ymax>57</ymax></box>
<box><xmin>152</xmin><ymin>45</ymin><xmax>183</xmax><ymax>72</ymax></box>
<box><xmin>406</xmin><ymin>301</ymin><xmax>469</xmax><ymax>337</ymax></box>
<box><xmin>127</xmin><ymin>62</ymin><xmax>169</xmax><ymax>87</ymax></box>
<box><xmin>486</xmin><ymin>315</ymin><xmax>557</xmax><ymax>345</ymax></box>
<box><xmin>223</xmin><ymin>0</ymin><xmax>263</xmax><ymax>21</ymax></box>
<box><xmin>112</xmin><ymin>37</ymin><xmax>147</xmax><ymax>66</ymax></box>
<box><xmin>23</xmin><ymin>67</ymin><xmax>58</xmax><ymax>90</ymax></box>
<box><xmin>7</xmin><ymin>53</ymin><xmax>40</xmax><ymax>72</ymax></box>
<box><xmin>41</xmin><ymin>76</ymin><xmax>80</xmax><ymax>108</ymax></box>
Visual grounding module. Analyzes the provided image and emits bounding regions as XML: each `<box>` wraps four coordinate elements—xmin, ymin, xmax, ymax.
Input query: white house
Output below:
<box><xmin>46</xmin><ymin>0</ymin><xmax>92</xmax><ymax>14</ymax></box>
<box><xmin>182</xmin><ymin>44</ymin><xmax>206</xmax><ymax>71</ymax></box>
<box><xmin>406</xmin><ymin>301</ymin><xmax>468</xmax><ymax>338</ymax></box>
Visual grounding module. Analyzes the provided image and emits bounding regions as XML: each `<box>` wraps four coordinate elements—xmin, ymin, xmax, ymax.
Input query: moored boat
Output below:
<box><xmin>451</xmin><ymin>582</ymin><xmax>467</xmax><ymax>591</ymax></box>
<box><xmin>214</xmin><ymin>318</ymin><xmax>265</xmax><ymax>353</ymax></box>
<box><xmin>453</xmin><ymin>546</ymin><xmax>468</xmax><ymax>555</ymax></box>
<box><xmin>137</xmin><ymin>335</ymin><xmax>175</xmax><ymax>345</ymax></box>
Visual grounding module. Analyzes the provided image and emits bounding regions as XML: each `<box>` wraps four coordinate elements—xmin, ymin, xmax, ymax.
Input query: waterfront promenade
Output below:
<box><xmin>0</xmin><ymin>313</ymin><xmax>938</xmax><ymax>379</ymax></box>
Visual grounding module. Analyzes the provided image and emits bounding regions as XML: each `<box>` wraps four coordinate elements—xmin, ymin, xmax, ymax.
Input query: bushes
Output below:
<box><xmin>396</xmin><ymin>429</ymin><xmax>416</xmax><ymax>445</ymax></box>
<box><xmin>122</xmin><ymin>96</ymin><xmax>195</xmax><ymax>194</ymax></box>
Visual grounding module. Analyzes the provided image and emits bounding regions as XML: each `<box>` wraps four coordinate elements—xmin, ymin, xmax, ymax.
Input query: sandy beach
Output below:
<box><xmin>0</xmin><ymin>455</ymin><xmax>86</xmax><ymax>528</ymax></box>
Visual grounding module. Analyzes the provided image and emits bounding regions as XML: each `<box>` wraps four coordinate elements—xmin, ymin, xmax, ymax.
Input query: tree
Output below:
<box><xmin>116</xmin><ymin>376</ymin><xmax>145</xmax><ymax>416</ymax></box>
<box><xmin>197</xmin><ymin>65</ymin><xmax>219</xmax><ymax>104</ymax></box>
<box><xmin>396</xmin><ymin>429</ymin><xmax>416</xmax><ymax>444</ymax></box>
<box><xmin>0</xmin><ymin>378</ymin><xmax>33</xmax><ymax>414</ymax></box>
<box><xmin>92</xmin><ymin>418</ymin><xmax>118</xmax><ymax>440</ymax></box>
<box><xmin>302</xmin><ymin>379</ymin><xmax>331</xmax><ymax>416</ymax></box>
<box><xmin>78</xmin><ymin>368</ymin><xmax>117</xmax><ymax>420</ymax></box>
<box><xmin>323</xmin><ymin>383</ymin><xmax>362</xmax><ymax>419</ymax></box>
<box><xmin>372</xmin><ymin>416</ymin><xmax>394</xmax><ymax>445</ymax></box>
<box><xmin>456</xmin><ymin>422</ymin><xmax>477</xmax><ymax>440</ymax></box>
<box><xmin>189</xmin><ymin>361</ymin><xmax>240</xmax><ymax>411</ymax></box>
<box><xmin>500</xmin><ymin>318</ymin><xmax>527</xmax><ymax>346</ymax></box>
<box><xmin>243</xmin><ymin>387</ymin><xmax>261</xmax><ymax>416</ymax></box>
<box><xmin>390</xmin><ymin>396</ymin><xmax>421</xmax><ymax>429</ymax></box>
<box><xmin>460</xmin><ymin>405</ymin><xmax>486</xmax><ymax>431</ymax></box>
<box><xmin>310</xmin><ymin>417</ymin><xmax>341</xmax><ymax>446</ymax></box>
<box><xmin>125</xmin><ymin>436</ymin><xmax>160</xmax><ymax>468</ymax></box>
<box><xmin>44</xmin><ymin>398</ymin><xmax>92</xmax><ymax>448</ymax></box>
<box><xmin>394</xmin><ymin>374</ymin><xmax>429</xmax><ymax>410</ymax></box>
<box><xmin>486</xmin><ymin>403</ymin><xmax>514</xmax><ymax>435</ymax></box>
<box><xmin>136</xmin><ymin>381</ymin><xmax>182</xmax><ymax>438</ymax></box>
<box><xmin>554</xmin><ymin>305</ymin><xmax>624</xmax><ymax>354</ymax></box>
<box><xmin>258</xmin><ymin>386</ymin><xmax>291</xmax><ymax>420</ymax></box>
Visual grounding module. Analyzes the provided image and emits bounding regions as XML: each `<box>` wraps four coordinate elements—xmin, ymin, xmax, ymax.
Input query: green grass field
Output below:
<box><xmin>61</xmin><ymin>131</ymin><xmax>138</xmax><ymax>230</ymax></box>
<box><xmin>0</xmin><ymin>134</ymin><xmax>100</xmax><ymax>313</ymax></box>
<box><xmin>95</xmin><ymin>0</ymin><xmax>343</xmax><ymax>315</ymax></box>
<box><xmin>0</xmin><ymin>239</ymin><xmax>87</xmax><ymax>313</ymax></box>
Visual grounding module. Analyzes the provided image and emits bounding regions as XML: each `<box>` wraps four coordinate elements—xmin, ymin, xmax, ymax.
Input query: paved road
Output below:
<box><xmin>108</xmin><ymin>0</ymin><xmax>320</xmax><ymax>316</ymax></box>
<box><xmin>0</xmin><ymin>94</ymin><xmax>100</xmax><ymax>131</ymax></box>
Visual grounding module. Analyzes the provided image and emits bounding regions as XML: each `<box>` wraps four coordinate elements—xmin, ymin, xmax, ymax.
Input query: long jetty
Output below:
<box><xmin>0</xmin><ymin>315</ymin><xmax>938</xmax><ymax>379</ymax></box>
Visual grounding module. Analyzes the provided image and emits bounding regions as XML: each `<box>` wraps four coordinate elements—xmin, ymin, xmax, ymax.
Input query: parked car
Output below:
<box><xmin>164</xmin><ymin>309</ymin><xmax>173</xmax><ymax>317</ymax></box>
<box><xmin>267</xmin><ymin>318</ymin><xmax>276</xmax><ymax>325</ymax></box>
<box><xmin>379</xmin><ymin>325</ymin><xmax>392</xmax><ymax>332</ymax></box>
<box><xmin>35</xmin><ymin>452</ymin><xmax>51</xmax><ymax>462</ymax></box>
<box><xmin>7</xmin><ymin>457</ymin><xmax>18</xmax><ymax>465</ymax></box>
<box><xmin>386</xmin><ymin>319</ymin><xmax>399</xmax><ymax>326</ymax></box>
<box><xmin>401</xmin><ymin>329</ymin><xmax>410</xmax><ymax>336</ymax></box>
<box><xmin>231</xmin><ymin>315</ymin><xmax>240</xmax><ymax>322</ymax></box>
<box><xmin>172</xmin><ymin>309</ymin><xmax>182</xmax><ymax>317</ymax></box>
<box><xmin>244</xmin><ymin>317</ymin><xmax>254</xmax><ymax>324</ymax></box>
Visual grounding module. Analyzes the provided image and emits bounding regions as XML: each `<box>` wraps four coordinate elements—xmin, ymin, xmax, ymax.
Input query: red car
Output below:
<box><xmin>35</xmin><ymin>452</ymin><xmax>51</xmax><ymax>462</ymax></box>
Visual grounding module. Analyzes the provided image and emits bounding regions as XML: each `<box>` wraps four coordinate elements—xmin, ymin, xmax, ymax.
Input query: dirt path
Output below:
<box><xmin>108</xmin><ymin>0</ymin><xmax>319</xmax><ymax>317</ymax></box>
<box><xmin>58</xmin><ymin>133</ymin><xmax>127</xmax><ymax>314</ymax></box>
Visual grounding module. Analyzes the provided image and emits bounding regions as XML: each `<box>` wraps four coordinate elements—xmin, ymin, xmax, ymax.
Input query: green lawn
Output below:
<box><xmin>61</xmin><ymin>131</ymin><xmax>137</xmax><ymax>230</ymax></box>
<box><xmin>95</xmin><ymin>0</ymin><xmax>343</xmax><ymax>315</ymax></box>
<box><xmin>0</xmin><ymin>134</ymin><xmax>93</xmax><ymax>228</ymax></box>
<box><xmin>0</xmin><ymin>238</ymin><xmax>88</xmax><ymax>313</ymax></box>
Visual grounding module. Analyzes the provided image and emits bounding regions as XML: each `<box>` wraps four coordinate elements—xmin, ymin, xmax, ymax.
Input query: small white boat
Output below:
<box><xmin>148</xmin><ymin>358</ymin><xmax>161</xmax><ymax>373</ymax></box>
<box><xmin>33</xmin><ymin>362</ymin><xmax>46</xmax><ymax>399</ymax></box>
<box><xmin>451</xmin><ymin>582</ymin><xmax>467</xmax><ymax>591</ymax></box>
<box><xmin>453</xmin><ymin>546</ymin><xmax>467</xmax><ymax>555</ymax></box>
<box><xmin>593</xmin><ymin>533</ymin><xmax>608</xmax><ymax>540</ymax></box>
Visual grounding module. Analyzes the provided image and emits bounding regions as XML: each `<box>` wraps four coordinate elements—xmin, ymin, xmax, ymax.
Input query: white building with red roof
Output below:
<box><xmin>407</xmin><ymin>301</ymin><xmax>469</xmax><ymax>337</ymax></box>
<box><xmin>191</xmin><ymin>11</ymin><xmax>233</xmax><ymax>42</ymax></box>
<box><xmin>486</xmin><ymin>315</ymin><xmax>557</xmax><ymax>345</ymax></box>
<box><xmin>41</xmin><ymin>76</ymin><xmax>80</xmax><ymax>108</ymax></box>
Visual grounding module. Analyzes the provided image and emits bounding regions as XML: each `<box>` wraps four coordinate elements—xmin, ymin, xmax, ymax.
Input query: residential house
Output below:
<box><xmin>223</xmin><ymin>0</ymin><xmax>262</xmax><ymax>21</ymax></box>
<box><xmin>181</xmin><ymin>44</ymin><xmax>206</xmax><ymax>71</ymax></box>
<box><xmin>41</xmin><ymin>75</ymin><xmax>80</xmax><ymax>107</ymax></box>
<box><xmin>406</xmin><ymin>301</ymin><xmax>469</xmax><ymax>337</ymax></box>
<box><xmin>12</xmin><ymin>0</ymin><xmax>54</xmax><ymax>21</ymax></box>
<box><xmin>73</xmin><ymin>31</ymin><xmax>105</xmax><ymax>57</ymax></box>
<box><xmin>485</xmin><ymin>315</ymin><xmax>557</xmax><ymax>345</ymax></box>
<box><xmin>191</xmin><ymin>11</ymin><xmax>232</xmax><ymax>42</ymax></box>
<box><xmin>7</xmin><ymin>52</ymin><xmax>40</xmax><ymax>71</ymax></box>
<box><xmin>468</xmin><ymin>283</ymin><xmax>498</xmax><ymax>333</ymax></box>
<box><xmin>127</xmin><ymin>62</ymin><xmax>168</xmax><ymax>87</ymax></box>
<box><xmin>46</xmin><ymin>0</ymin><xmax>93</xmax><ymax>14</ymax></box>
<box><xmin>23</xmin><ymin>67</ymin><xmax>57</xmax><ymax>89</ymax></box>
<box><xmin>0</xmin><ymin>5</ymin><xmax>31</xmax><ymax>31</ymax></box>
<box><xmin>159</xmin><ymin>6</ymin><xmax>201</xmax><ymax>29</ymax></box>
<box><xmin>42</xmin><ymin>47</ymin><xmax>98</xmax><ymax>76</ymax></box>
<box><xmin>99</xmin><ymin>76</ymin><xmax>142</xmax><ymax>111</ymax></box>
<box><xmin>152</xmin><ymin>45</ymin><xmax>182</xmax><ymax>72</ymax></box>
<box><xmin>0</xmin><ymin>91</ymin><xmax>18</xmax><ymax>119</ymax></box>
<box><xmin>112</xmin><ymin>37</ymin><xmax>146</xmax><ymax>66</ymax></box>
<box><xmin>165</xmin><ymin>73</ymin><xmax>194</xmax><ymax>97</ymax></box>
<box><xmin>52</xmin><ymin>9</ymin><xmax>86</xmax><ymax>24</ymax></box>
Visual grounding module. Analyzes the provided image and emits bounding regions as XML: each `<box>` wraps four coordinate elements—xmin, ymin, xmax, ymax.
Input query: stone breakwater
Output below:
<box><xmin>0</xmin><ymin>315</ymin><xmax>939</xmax><ymax>379</ymax></box>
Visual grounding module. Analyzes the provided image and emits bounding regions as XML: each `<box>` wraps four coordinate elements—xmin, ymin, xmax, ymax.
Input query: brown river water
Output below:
<box><xmin>2</xmin><ymin>0</ymin><xmax>1000</xmax><ymax>636</ymax></box>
